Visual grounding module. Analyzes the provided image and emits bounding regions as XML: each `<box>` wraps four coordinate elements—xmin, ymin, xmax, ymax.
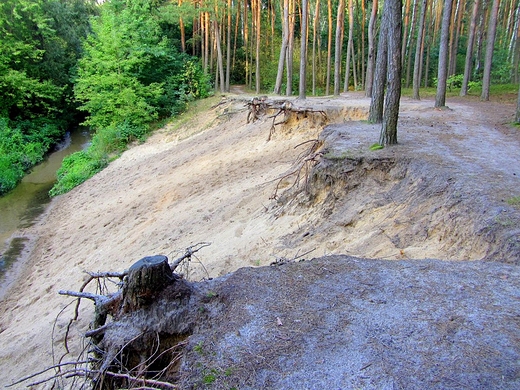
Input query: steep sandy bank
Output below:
<box><xmin>0</xmin><ymin>93</ymin><xmax>519</xmax><ymax>387</ymax></box>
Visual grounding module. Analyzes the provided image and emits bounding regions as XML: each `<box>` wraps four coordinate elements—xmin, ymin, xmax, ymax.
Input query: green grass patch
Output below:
<box><xmin>507</xmin><ymin>196</ymin><xmax>520</xmax><ymax>207</ymax></box>
<box><xmin>370</xmin><ymin>143</ymin><xmax>384</xmax><ymax>151</ymax></box>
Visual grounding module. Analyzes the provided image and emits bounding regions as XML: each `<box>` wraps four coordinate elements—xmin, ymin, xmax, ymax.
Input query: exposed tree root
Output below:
<box><xmin>246</xmin><ymin>97</ymin><xmax>327</xmax><ymax>140</ymax></box>
<box><xmin>271</xmin><ymin>139</ymin><xmax>324</xmax><ymax>200</ymax></box>
<box><xmin>13</xmin><ymin>244</ymin><xmax>211</xmax><ymax>389</ymax></box>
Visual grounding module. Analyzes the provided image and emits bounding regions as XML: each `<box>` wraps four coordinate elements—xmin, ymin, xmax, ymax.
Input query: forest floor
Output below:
<box><xmin>0</xmin><ymin>90</ymin><xmax>519</xmax><ymax>388</ymax></box>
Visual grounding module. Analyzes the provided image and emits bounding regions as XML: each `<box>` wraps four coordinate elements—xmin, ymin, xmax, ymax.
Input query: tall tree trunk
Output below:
<box><xmin>344</xmin><ymin>0</ymin><xmax>354</xmax><ymax>92</ymax></box>
<box><xmin>326</xmin><ymin>0</ymin><xmax>333</xmax><ymax>94</ymax></box>
<box><xmin>360</xmin><ymin>0</ymin><xmax>366</xmax><ymax>87</ymax></box>
<box><xmin>365</xmin><ymin>0</ymin><xmax>378</xmax><ymax>97</ymax></box>
<box><xmin>275</xmin><ymin>0</ymin><xmax>290</xmax><ymax>94</ymax></box>
<box><xmin>434</xmin><ymin>0</ymin><xmax>454</xmax><ymax>108</ymax></box>
<box><xmin>312</xmin><ymin>0</ymin><xmax>320</xmax><ymax>95</ymax></box>
<box><xmin>214</xmin><ymin>20</ymin><xmax>225</xmax><ymax>93</ymax></box>
<box><xmin>412</xmin><ymin>0</ymin><xmax>428</xmax><ymax>100</ymax></box>
<box><xmin>287</xmin><ymin>0</ymin><xmax>296</xmax><ymax>95</ymax></box>
<box><xmin>516</xmin><ymin>82</ymin><xmax>520</xmax><ymax>123</ymax></box>
<box><xmin>402</xmin><ymin>0</ymin><xmax>412</xmax><ymax>68</ymax></box>
<box><xmin>225</xmin><ymin>0</ymin><xmax>232</xmax><ymax>92</ymax></box>
<box><xmin>405</xmin><ymin>0</ymin><xmax>419</xmax><ymax>88</ymax></box>
<box><xmin>334</xmin><ymin>0</ymin><xmax>345</xmax><ymax>95</ymax></box>
<box><xmin>380</xmin><ymin>0</ymin><xmax>403</xmax><ymax>145</ymax></box>
<box><xmin>179</xmin><ymin>1</ymin><xmax>186</xmax><ymax>53</ymax></box>
<box><xmin>369</xmin><ymin>9</ymin><xmax>388</xmax><ymax>123</ymax></box>
<box><xmin>461</xmin><ymin>0</ymin><xmax>480</xmax><ymax>95</ymax></box>
<box><xmin>300</xmin><ymin>0</ymin><xmax>309</xmax><ymax>98</ymax></box>
<box><xmin>254</xmin><ymin>0</ymin><xmax>261</xmax><ymax>93</ymax></box>
<box><xmin>481</xmin><ymin>0</ymin><xmax>500</xmax><ymax>101</ymax></box>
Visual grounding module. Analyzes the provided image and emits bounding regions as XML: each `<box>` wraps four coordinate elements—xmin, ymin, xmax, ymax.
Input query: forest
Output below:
<box><xmin>0</xmin><ymin>0</ymin><xmax>519</xmax><ymax>196</ymax></box>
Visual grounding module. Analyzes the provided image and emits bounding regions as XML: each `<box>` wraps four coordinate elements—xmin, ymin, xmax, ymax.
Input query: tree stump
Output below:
<box><xmin>122</xmin><ymin>255</ymin><xmax>175</xmax><ymax>312</ymax></box>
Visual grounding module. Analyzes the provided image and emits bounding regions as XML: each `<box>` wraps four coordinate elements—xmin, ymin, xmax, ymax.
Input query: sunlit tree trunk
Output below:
<box><xmin>344</xmin><ymin>0</ymin><xmax>354</xmax><ymax>92</ymax></box>
<box><xmin>402</xmin><ymin>0</ymin><xmax>412</xmax><ymax>68</ymax></box>
<box><xmin>412</xmin><ymin>0</ymin><xmax>428</xmax><ymax>100</ymax></box>
<box><xmin>461</xmin><ymin>0</ymin><xmax>480</xmax><ymax>96</ymax></box>
<box><xmin>360</xmin><ymin>0</ymin><xmax>366</xmax><ymax>88</ymax></box>
<box><xmin>326</xmin><ymin>0</ymin><xmax>333</xmax><ymax>94</ymax></box>
<box><xmin>254</xmin><ymin>0</ymin><xmax>261</xmax><ymax>93</ymax></box>
<box><xmin>179</xmin><ymin>0</ymin><xmax>186</xmax><ymax>52</ymax></box>
<box><xmin>300</xmin><ymin>0</ymin><xmax>309</xmax><ymax>98</ymax></box>
<box><xmin>287</xmin><ymin>0</ymin><xmax>296</xmax><ymax>95</ymax></box>
<box><xmin>435</xmin><ymin>0</ymin><xmax>454</xmax><ymax>108</ymax></box>
<box><xmin>214</xmin><ymin>20</ymin><xmax>225</xmax><ymax>93</ymax></box>
<box><xmin>225</xmin><ymin>0</ymin><xmax>231</xmax><ymax>92</ymax></box>
<box><xmin>405</xmin><ymin>0</ymin><xmax>419</xmax><ymax>88</ymax></box>
<box><xmin>274</xmin><ymin>0</ymin><xmax>290</xmax><ymax>94</ymax></box>
<box><xmin>365</xmin><ymin>0</ymin><xmax>378</xmax><ymax>97</ymax></box>
<box><xmin>481</xmin><ymin>0</ymin><xmax>500</xmax><ymax>101</ymax></box>
<box><xmin>334</xmin><ymin>0</ymin><xmax>345</xmax><ymax>95</ymax></box>
<box><xmin>312</xmin><ymin>0</ymin><xmax>321</xmax><ymax>95</ymax></box>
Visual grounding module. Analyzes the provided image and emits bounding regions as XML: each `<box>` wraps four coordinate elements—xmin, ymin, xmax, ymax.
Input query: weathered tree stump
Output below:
<box><xmin>122</xmin><ymin>255</ymin><xmax>175</xmax><ymax>312</ymax></box>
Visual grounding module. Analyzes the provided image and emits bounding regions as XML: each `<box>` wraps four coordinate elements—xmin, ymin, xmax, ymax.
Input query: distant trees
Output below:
<box><xmin>3</xmin><ymin>0</ymin><xmax>520</xmax><ymax>195</ymax></box>
<box><xmin>0</xmin><ymin>0</ymin><xmax>96</xmax><ymax>195</ymax></box>
<box><xmin>52</xmin><ymin>0</ymin><xmax>210</xmax><ymax>195</ymax></box>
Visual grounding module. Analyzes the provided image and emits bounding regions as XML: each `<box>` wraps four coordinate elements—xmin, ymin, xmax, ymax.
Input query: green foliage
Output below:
<box><xmin>370</xmin><ymin>143</ymin><xmax>384</xmax><ymax>151</ymax></box>
<box><xmin>49</xmin><ymin>148</ymin><xmax>108</xmax><ymax>196</ymax></box>
<box><xmin>0</xmin><ymin>0</ymin><xmax>96</xmax><ymax>195</ymax></box>
<box><xmin>507</xmin><ymin>196</ymin><xmax>520</xmax><ymax>207</ymax></box>
<box><xmin>51</xmin><ymin>0</ymin><xmax>211</xmax><ymax>196</ymax></box>
<box><xmin>0</xmin><ymin>117</ymin><xmax>62</xmax><ymax>195</ymax></box>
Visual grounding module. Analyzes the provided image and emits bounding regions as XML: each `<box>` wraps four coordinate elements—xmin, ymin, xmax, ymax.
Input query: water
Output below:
<box><xmin>0</xmin><ymin>128</ymin><xmax>90</xmax><ymax>278</ymax></box>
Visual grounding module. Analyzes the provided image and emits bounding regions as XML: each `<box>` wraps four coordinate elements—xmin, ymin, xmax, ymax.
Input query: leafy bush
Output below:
<box><xmin>0</xmin><ymin>117</ymin><xmax>63</xmax><ymax>195</ymax></box>
<box><xmin>49</xmin><ymin>149</ymin><xmax>108</xmax><ymax>196</ymax></box>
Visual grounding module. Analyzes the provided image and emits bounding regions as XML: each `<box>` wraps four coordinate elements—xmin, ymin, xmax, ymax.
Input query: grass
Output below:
<box><xmin>166</xmin><ymin>95</ymin><xmax>221</xmax><ymax>133</ymax></box>
<box><xmin>507</xmin><ymin>196</ymin><xmax>520</xmax><ymax>207</ymax></box>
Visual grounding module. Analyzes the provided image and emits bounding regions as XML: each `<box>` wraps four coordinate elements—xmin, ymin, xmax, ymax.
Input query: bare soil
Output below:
<box><xmin>0</xmin><ymin>91</ymin><xmax>519</xmax><ymax>388</ymax></box>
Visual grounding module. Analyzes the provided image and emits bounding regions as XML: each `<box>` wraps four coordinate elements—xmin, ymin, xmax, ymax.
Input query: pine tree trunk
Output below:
<box><xmin>368</xmin><ymin>10</ymin><xmax>388</xmax><ymax>123</ymax></box>
<box><xmin>225</xmin><ymin>0</ymin><xmax>232</xmax><ymax>92</ymax></box>
<box><xmin>299</xmin><ymin>0</ymin><xmax>309</xmax><ymax>99</ymax></box>
<box><xmin>461</xmin><ymin>0</ymin><xmax>480</xmax><ymax>96</ymax></box>
<box><xmin>481</xmin><ymin>0</ymin><xmax>500</xmax><ymax>101</ymax></box>
<box><xmin>275</xmin><ymin>0</ymin><xmax>290</xmax><ymax>94</ymax></box>
<box><xmin>412</xmin><ymin>0</ymin><xmax>428</xmax><ymax>100</ymax></box>
<box><xmin>255</xmin><ymin>0</ymin><xmax>261</xmax><ymax>94</ymax></box>
<box><xmin>365</xmin><ymin>0</ymin><xmax>378</xmax><ymax>97</ymax></box>
<box><xmin>344</xmin><ymin>0</ymin><xmax>354</xmax><ymax>92</ymax></box>
<box><xmin>326</xmin><ymin>0</ymin><xmax>333</xmax><ymax>95</ymax></box>
<box><xmin>334</xmin><ymin>0</ymin><xmax>345</xmax><ymax>95</ymax></box>
<box><xmin>435</xmin><ymin>0</ymin><xmax>454</xmax><ymax>108</ymax></box>
<box><xmin>122</xmin><ymin>256</ymin><xmax>175</xmax><ymax>312</ymax></box>
<box><xmin>287</xmin><ymin>0</ymin><xmax>296</xmax><ymax>95</ymax></box>
<box><xmin>516</xmin><ymin>83</ymin><xmax>520</xmax><ymax>123</ymax></box>
<box><xmin>380</xmin><ymin>0</ymin><xmax>403</xmax><ymax>145</ymax></box>
<box><xmin>312</xmin><ymin>0</ymin><xmax>320</xmax><ymax>95</ymax></box>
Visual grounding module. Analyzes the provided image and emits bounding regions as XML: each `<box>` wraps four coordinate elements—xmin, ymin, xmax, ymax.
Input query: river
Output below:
<box><xmin>0</xmin><ymin>129</ymin><xmax>91</xmax><ymax>279</ymax></box>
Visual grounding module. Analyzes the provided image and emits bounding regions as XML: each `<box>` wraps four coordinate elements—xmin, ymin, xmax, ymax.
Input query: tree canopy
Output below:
<box><xmin>1</xmin><ymin>0</ymin><xmax>519</xmax><ymax>195</ymax></box>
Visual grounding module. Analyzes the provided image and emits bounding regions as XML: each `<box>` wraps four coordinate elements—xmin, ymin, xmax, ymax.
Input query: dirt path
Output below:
<box><xmin>0</xmin><ymin>92</ymin><xmax>518</xmax><ymax>387</ymax></box>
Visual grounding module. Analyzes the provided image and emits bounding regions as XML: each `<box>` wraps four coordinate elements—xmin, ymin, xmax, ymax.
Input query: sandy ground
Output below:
<box><xmin>0</xmin><ymin>91</ymin><xmax>519</xmax><ymax>387</ymax></box>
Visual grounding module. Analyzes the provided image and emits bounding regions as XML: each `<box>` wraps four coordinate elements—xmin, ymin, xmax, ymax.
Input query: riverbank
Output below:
<box><xmin>0</xmin><ymin>93</ymin><xmax>518</xmax><ymax>387</ymax></box>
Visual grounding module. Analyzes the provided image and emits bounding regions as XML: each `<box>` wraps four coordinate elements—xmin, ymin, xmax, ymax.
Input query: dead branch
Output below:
<box><xmin>7</xmin><ymin>360</ymin><xmax>90</xmax><ymax>388</ymax></box>
<box><xmin>170</xmin><ymin>242</ymin><xmax>211</xmax><ymax>272</ymax></box>
<box><xmin>23</xmin><ymin>367</ymin><xmax>179</xmax><ymax>389</ymax></box>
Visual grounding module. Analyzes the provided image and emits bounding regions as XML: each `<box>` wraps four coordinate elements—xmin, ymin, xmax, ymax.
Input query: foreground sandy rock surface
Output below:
<box><xmin>0</xmin><ymin>92</ymin><xmax>519</xmax><ymax>388</ymax></box>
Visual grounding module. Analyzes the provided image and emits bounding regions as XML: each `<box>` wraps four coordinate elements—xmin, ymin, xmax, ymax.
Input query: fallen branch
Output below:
<box><xmin>170</xmin><ymin>242</ymin><xmax>211</xmax><ymax>272</ymax></box>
